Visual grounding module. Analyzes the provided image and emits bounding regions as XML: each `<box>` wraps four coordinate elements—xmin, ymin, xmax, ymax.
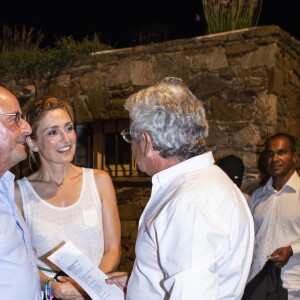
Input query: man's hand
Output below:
<box><xmin>52</xmin><ymin>276</ymin><xmax>90</xmax><ymax>299</ymax></box>
<box><xmin>105</xmin><ymin>272</ymin><xmax>129</xmax><ymax>292</ymax></box>
<box><xmin>269</xmin><ymin>246</ymin><xmax>293</xmax><ymax>268</ymax></box>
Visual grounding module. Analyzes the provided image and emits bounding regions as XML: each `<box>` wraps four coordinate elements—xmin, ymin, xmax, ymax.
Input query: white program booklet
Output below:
<box><xmin>47</xmin><ymin>240</ymin><xmax>125</xmax><ymax>300</ymax></box>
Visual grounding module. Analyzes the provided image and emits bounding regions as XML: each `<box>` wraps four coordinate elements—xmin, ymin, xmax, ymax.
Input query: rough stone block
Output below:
<box><xmin>77</xmin><ymin>70</ymin><xmax>103</xmax><ymax>91</ymax></box>
<box><xmin>49</xmin><ymin>84</ymin><xmax>68</xmax><ymax>99</ymax></box>
<box><xmin>231</xmin><ymin>124</ymin><xmax>263</xmax><ymax>147</ymax></box>
<box><xmin>240</xmin><ymin>44</ymin><xmax>278</xmax><ymax>69</ymax></box>
<box><xmin>72</xmin><ymin>95</ymin><xmax>94</xmax><ymax>122</ymax></box>
<box><xmin>118</xmin><ymin>203</ymin><xmax>143</xmax><ymax>220</ymax></box>
<box><xmin>247</xmin><ymin>76</ymin><xmax>267</xmax><ymax>88</ymax></box>
<box><xmin>218</xmin><ymin>67</ymin><xmax>234</xmax><ymax>80</ymax></box>
<box><xmin>130</xmin><ymin>60</ymin><xmax>154</xmax><ymax>86</ymax></box>
<box><xmin>226</xmin><ymin>42</ymin><xmax>259</xmax><ymax>56</ymax></box>
<box><xmin>206</xmin><ymin>121</ymin><xmax>231</xmax><ymax>147</ymax></box>
<box><xmin>210</xmin><ymin>97</ymin><xmax>243</xmax><ymax>121</ymax></box>
<box><xmin>121</xmin><ymin>220</ymin><xmax>137</xmax><ymax>238</ymax></box>
<box><xmin>104</xmin><ymin>59</ymin><xmax>131</xmax><ymax>88</ymax></box>
<box><xmin>189</xmin><ymin>74</ymin><xmax>227</xmax><ymax>99</ymax></box>
<box><xmin>269</xmin><ymin>68</ymin><xmax>284</xmax><ymax>94</ymax></box>
<box><xmin>255</xmin><ymin>92</ymin><xmax>277</xmax><ymax>124</ymax></box>
<box><xmin>192</xmin><ymin>47</ymin><xmax>228</xmax><ymax>71</ymax></box>
<box><xmin>290</xmin><ymin>71</ymin><xmax>300</xmax><ymax>88</ymax></box>
<box><xmin>87</xmin><ymin>87</ymin><xmax>110</xmax><ymax>120</ymax></box>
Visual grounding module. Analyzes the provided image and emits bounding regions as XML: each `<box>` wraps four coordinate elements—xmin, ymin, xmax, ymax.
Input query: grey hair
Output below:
<box><xmin>125</xmin><ymin>77</ymin><xmax>209</xmax><ymax>159</ymax></box>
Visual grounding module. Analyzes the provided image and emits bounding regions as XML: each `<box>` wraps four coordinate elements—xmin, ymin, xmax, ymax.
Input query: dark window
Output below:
<box><xmin>73</xmin><ymin>123</ymin><xmax>93</xmax><ymax>168</ymax></box>
<box><xmin>92</xmin><ymin>119</ymin><xmax>138</xmax><ymax>177</ymax></box>
<box><xmin>104</xmin><ymin>133</ymin><xmax>131</xmax><ymax>165</ymax></box>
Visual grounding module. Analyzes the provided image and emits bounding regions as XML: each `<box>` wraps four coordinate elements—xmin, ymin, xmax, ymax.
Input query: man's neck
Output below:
<box><xmin>150</xmin><ymin>155</ymin><xmax>184</xmax><ymax>176</ymax></box>
<box><xmin>0</xmin><ymin>168</ymin><xmax>6</xmax><ymax>178</ymax></box>
<box><xmin>272</xmin><ymin>170</ymin><xmax>295</xmax><ymax>191</ymax></box>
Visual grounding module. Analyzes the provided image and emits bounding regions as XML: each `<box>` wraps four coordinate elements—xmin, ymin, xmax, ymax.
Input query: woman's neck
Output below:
<box><xmin>35</xmin><ymin>163</ymin><xmax>72</xmax><ymax>189</ymax></box>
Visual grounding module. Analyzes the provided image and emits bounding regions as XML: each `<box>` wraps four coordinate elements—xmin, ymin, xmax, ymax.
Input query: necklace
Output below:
<box><xmin>53</xmin><ymin>182</ymin><xmax>63</xmax><ymax>189</ymax></box>
<box><xmin>52</xmin><ymin>178</ymin><xmax>64</xmax><ymax>189</ymax></box>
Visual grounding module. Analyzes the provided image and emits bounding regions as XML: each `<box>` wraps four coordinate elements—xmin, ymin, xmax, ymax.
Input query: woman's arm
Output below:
<box><xmin>94</xmin><ymin>170</ymin><xmax>121</xmax><ymax>273</ymax></box>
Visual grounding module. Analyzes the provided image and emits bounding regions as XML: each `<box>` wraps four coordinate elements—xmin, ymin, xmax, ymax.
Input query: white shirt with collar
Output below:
<box><xmin>126</xmin><ymin>151</ymin><xmax>254</xmax><ymax>300</ymax></box>
<box><xmin>249</xmin><ymin>171</ymin><xmax>300</xmax><ymax>291</ymax></box>
<box><xmin>0</xmin><ymin>171</ymin><xmax>41</xmax><ymax>300</ymax></box>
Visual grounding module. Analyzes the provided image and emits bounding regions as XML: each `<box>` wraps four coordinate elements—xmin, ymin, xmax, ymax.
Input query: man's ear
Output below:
<box><xmin>26</xmin><ymin>136</ymin><xmax>38</xmax><ymax>152</ymax></box>
<box><xmin>293</xmin><ymin>151</ymin><xmax>298</xmax><ymax>165</ymax></box>
<box><xmin>143</xmin><ymin>132</ymin><xmax>155</xmax><ymax>156</ymax></box>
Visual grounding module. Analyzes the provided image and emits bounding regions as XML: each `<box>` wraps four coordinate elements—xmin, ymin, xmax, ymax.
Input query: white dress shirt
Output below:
<box><xmin>249</xmin><ymin>171</ymin><xmax>300</xmax><ymax>291</ymax></box>
<box><xmin>126</xmin><ymin>151</ymin><xmax>254</xmax><ymax>300</ymax></box>
<box><xmin>0</xmin><ymin>171</ymin><xmax>41</xmax><ymax>300</ymax></box>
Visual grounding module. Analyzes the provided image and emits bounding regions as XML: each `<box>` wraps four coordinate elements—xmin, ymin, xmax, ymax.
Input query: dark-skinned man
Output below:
<box><xmin>249</xmin><ymin>132</ymin><xmax>300</xmax><ymax>299</ymax></box>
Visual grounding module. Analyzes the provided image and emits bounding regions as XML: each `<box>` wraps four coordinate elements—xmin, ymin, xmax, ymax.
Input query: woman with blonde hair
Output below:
<box><xmin>15</xmin><ymin>96</ymin><xmax>121</xmax><ymax>299</ymax></box>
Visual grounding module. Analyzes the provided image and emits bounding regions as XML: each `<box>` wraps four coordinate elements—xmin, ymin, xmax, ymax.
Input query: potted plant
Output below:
<box><xmin>202</xmin><ymin>0</ymin><xmax>263</xmax><ymax>34</ymax></box>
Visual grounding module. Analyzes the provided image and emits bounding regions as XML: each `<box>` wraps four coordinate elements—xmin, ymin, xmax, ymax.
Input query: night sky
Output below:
<box><xmin>0</xmin><ymin>0</ymin><xmax>299</xmax><ymax>48</ymax></box>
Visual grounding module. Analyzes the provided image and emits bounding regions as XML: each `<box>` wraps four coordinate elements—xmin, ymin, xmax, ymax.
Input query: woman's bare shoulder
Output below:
<box><xmin>92</xmin><ymin>169</ymin><xmax>112</xmax><ymax>180</ymax></box>
<box><xmin>91</xmin><ymin>169</ymin><xmax>114</xmax><ymax>188</ymax></box>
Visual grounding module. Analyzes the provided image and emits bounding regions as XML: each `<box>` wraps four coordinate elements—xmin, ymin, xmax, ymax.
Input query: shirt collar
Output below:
<box><xmin>152</xmin><ymin>151</ymin><xmax>215</xmax><ymax>187</ymax></box>
<box><xmin>0</xmin><ymin>170</ymin><xmax>15</xmax><ymax>181</ymax></box>
<box><xmin>264</xmin><ymin>171</ymin><xmax>300</xmax><ymax>193</ymax></box>
<box><xmin>0</xmin><ymin>171</ymin><xmax>15</xmax><ymax>207</ymax></box>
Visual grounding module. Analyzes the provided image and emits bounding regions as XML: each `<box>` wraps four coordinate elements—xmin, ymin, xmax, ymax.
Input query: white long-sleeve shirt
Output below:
<box><xmin>249</xmin><ymin>171</ymin><xmax>300</xmax><ymax>291</ymax></box>
<box><xmin>0</xmin><ymin>171</ymin><xmax>41</xmax><ymax>300</ymax></box>
<box><xmin>126</xmin><ymin>151</ymin><xmax>254</xmax><ymax>300</ymax></box>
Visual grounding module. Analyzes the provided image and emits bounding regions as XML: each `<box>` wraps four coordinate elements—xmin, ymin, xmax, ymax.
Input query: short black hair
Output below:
<box><xmin>265</xmin><ymin>132</ymin><xmax>297</xmax><ymax>153</ymax></box>
<box><xmin>216</xmin><ymin>155</ymin><xmax>245</xmax><ymax>188</ymax></box>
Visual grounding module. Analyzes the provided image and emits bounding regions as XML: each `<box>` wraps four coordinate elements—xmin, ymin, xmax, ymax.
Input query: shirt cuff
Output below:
<box><xmin>290</xmin><ymin>243</ymin><xmax>300</xmax><ymax>256</ymax></box>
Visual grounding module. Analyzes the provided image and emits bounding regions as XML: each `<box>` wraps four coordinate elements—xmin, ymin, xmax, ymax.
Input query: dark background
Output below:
<box><xmin>0</xmin><ymin>0</ymin><xmax>299</xmax><ymax>48</ymax></box>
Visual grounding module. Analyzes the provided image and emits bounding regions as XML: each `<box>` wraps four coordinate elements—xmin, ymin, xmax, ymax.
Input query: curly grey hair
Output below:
<box><xmin>125</xmin><ymin>77</ymin><xmax>209</xmax><ymax>159</ymax></box>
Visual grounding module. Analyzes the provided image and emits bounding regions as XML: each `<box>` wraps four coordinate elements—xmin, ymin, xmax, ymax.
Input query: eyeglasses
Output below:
<box><xmin>0</xmin><ymin>112</ymin><xmax>24</xmax><ymax>126</ymax></box>
<box><xmin>120</xmin><ymin>128</ymin><xmax>132</xmax><ymax>143</ymax></box>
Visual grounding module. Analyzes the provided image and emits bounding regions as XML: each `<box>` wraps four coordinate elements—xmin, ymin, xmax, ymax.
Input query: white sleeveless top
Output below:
<box><xmin>17</xmin><ymin>168</ymin><xmax>104</xmax><ymax>274</ymax></box>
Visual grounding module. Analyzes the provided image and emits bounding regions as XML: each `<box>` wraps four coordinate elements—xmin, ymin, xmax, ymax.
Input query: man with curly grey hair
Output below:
<box><xmin>107</xmin><ymin>77</ymin><xmax>254</xmax><ymax>299</ymax></box>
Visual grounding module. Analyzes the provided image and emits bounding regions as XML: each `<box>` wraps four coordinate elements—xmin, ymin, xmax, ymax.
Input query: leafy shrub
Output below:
<box><xmin>0</xmin><ymin>25</ymin><xmax>110</xmax><ymax>74</ymax></box>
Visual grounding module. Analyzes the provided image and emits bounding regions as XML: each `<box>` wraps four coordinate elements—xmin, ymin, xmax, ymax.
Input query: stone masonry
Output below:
<box><xmin>1</xmin><ymin>25</ymin><xmax>300</xmax><ymax>272</ymax></box>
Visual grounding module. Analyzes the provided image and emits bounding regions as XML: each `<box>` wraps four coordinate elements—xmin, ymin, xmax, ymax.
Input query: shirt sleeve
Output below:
<box><xmin>290</xmin><ymin>239</ymin><xmax>300</xmax><ymax>256</ymax></box>
<box><xmin>154</xmin><ymin>199</ymin><xmax>251</xmax><ymax>299</ymax></box>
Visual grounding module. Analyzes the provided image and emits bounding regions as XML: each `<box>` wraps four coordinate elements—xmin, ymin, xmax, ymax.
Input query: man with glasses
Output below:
<box><xmin>0</xmin><ymin>86</ymin><xmax>41</xmax><ymax>299</ymax></box>
<box><xmin>107</xmin><ymin>77</ymin><xmax>254</xmax><ymax>299</ymax></box>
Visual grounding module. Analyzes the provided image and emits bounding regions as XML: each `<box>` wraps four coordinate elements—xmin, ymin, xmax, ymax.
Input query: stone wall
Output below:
<box><xmin>2</xmin><ymin>25</ymin><xmax>300</xmax><ymax>272</ymax></box>
<box><xmin>114</xmin><ymin>179</ymin><xmax>151</xmax><ymax>271</ymax></box>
